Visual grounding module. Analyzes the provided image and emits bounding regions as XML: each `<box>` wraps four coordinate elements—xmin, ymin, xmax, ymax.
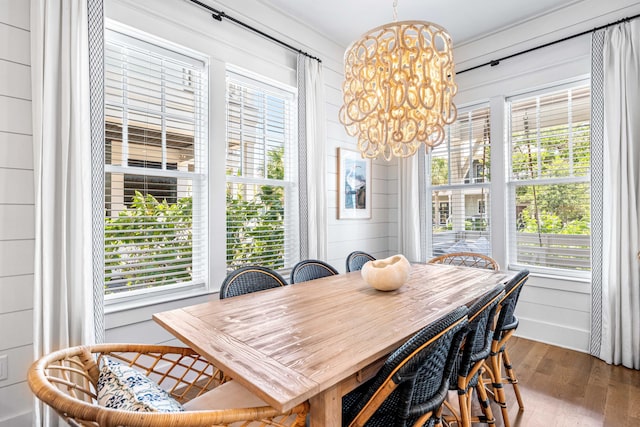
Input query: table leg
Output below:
<box><xmin>308</xmin><ymin>384</ymin><xmax>341</xmax><ymax>426</ymax></box>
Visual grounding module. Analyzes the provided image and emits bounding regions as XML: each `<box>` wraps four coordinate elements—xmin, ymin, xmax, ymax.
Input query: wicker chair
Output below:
<box><xmin>428</xmin><ymin>252</ymin><xmax>500</xmax><ymax>270</ymax></box>
<box><xmin>27</xmin><ymin>343</ymin><xmax>309</xmax><ymax>427</ymax></box>
<box><xmin>342</xmin><ymin>306</ymin><xmax>469</xmax><ymax>427</ymax></box>
<box><xmin>345</xmin><ymin>250</ymin><xmax>376</xmax><ymax>272</ymax></box>
<box><xmin>219</xmin><ymin>265</ymin><xmax>288</xmax><ymax>299</ymax></box>
<box><xmin>482</xmin><ymin>269</ymin><xmax>530</xmax><ymax>427</ymax></box>
<box><xmin>443</xmin><ymin>284</ymin><xmax>505</xmax><ymax>427</ymax></box>
<box><xmin>289</xmin><ymin>259</ymin><xmax>338</xmax><ymax>284</ymax></box>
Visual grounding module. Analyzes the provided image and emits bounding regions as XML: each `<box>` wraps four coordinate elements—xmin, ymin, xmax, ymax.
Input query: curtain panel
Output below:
<box><xmin>31</xmin><ymin>0</ymin><xmax>99</xmax><ymax>424</ymax></box>
<box><xmin>591</xmin><ymin>18</ymin><xmax>640</xmax><ymax>369</ymax></box>
<box><xmin>297</xmin><ymin>55</ymin><xmax>328</xmax><ymax>261</ymax></box>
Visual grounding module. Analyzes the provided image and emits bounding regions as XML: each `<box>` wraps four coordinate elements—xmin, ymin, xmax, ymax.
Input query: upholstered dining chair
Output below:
<box><xmin>289</xmin><ymin>259</ymin><xmax>338</xmax><ymax>284</ymax></box>
<box><xmin>482</xmin><ymin>269</ymin><xmax>530</xmax><ymax>427</ymax></box>
<box><xmin>428</xmin><ymin>252</ymin><xmax>500</xmax><ymax>270</ymax></box>
<box><xmin>345</xmin><ymin>250</ymin><xmax>376</xmax><ymax>272</ymax></box>
<box><xmin>341</xmin><ymin>306</ymin><xmax>469</xmax><ymax>427</ymax></box>
<box><xmin>27</xmin><ymin>344</ymin><xmax>309</xmax><ymax>427</ymax></box>
<box><xmin>443</xmin><ymin>283</ymin><xmax>505</xmax><ymax>427</ymax></box>
<box><xmin>219</xmin><ymin>265</ymin><xmax>288</xmax><ymax>299</ymax></box>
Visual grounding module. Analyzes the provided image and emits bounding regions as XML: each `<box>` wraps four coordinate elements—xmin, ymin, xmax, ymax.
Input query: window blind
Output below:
<box><xmin>225</xmin><ymin>71</ymin><xmax>299</xmax><ymax>272</ymax></box>
<box><xmin>507</xmin><ymin>84</ymin><xmax>591</xmax><ymax>272</ymax></box>
<box><xmin>429</xmin><ymin>105</ymin><xmax>492</xmax><ymax>257</ymax></box>
<box><xmin>103</xmin><ymin>30</ymin><xmax>208</xmax><ymax>295</ymax></box>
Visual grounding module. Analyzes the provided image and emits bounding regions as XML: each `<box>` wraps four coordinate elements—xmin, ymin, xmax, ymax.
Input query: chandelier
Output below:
<box><xmin>339</xmin><ymin>1</ymin><xmax>457</xmax><ymax>161</ymax></box>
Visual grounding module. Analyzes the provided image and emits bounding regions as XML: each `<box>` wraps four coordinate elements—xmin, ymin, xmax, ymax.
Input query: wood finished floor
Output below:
<box><xmin>445</xmin><ymin>336</ymin><xmax>640</xmax><ymax>427</ymax></box>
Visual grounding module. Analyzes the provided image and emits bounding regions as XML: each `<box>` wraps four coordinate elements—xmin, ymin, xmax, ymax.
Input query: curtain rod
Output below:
<box><xmin>188</xmin><ymin>0</ymin><xmax>322</xmax><ymax>63</ymax></box>
<box><xmin>457</xmin><ymin>12</ymin><xmax>640</xmax><ymax>74</ymax></box>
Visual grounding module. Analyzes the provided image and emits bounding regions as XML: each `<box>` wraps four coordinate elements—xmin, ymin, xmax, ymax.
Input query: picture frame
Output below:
<box><xmin>337</xmin><ymin>147</ymin><xmax>372</xmax><ymax>219</ymax></box>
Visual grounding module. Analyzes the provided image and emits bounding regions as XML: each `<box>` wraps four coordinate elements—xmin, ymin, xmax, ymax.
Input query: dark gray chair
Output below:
<box><xmin>219</xmin><ymin>265</ymin><xmax>287</xmax><ymax>299</ymax></box>
<box><xmin>289</xmin><ymin>259</ymin><xmax>338</xmax><ymax>284</ymax></box>
<box><xmin>443</xmin><ymin>283</ymin><xmax>505</xmax><ymax>427</ymax></box>
<box><xmin>482</xmin><ymin>269</ymin><xmax>530</xmax><ymax>427</ymax></box>
<box><xmin>345</xmin><ymin>250</ymin><xmax>376</xmax><ymax>272</ymax></box>
<box><xmin>342</xmin><ymin>306</ymin><xmax>469</xmax><ymax>427</ymax></box>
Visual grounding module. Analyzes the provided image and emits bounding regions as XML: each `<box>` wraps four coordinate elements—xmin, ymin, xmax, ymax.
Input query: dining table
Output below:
<box><xmin>153</xmin><ymin>262</ymin><xmax>512</xmax><ymax>426</ymax></box>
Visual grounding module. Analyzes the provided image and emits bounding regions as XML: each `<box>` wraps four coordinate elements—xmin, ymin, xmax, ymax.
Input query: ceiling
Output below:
<box><xmin>259</xmin><ymin>0</ymin><xmax>581</xmax><ymax>48</ymax></box>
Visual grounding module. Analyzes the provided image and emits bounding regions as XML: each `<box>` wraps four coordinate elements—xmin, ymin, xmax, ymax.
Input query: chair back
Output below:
<box><xmin>345</xmin><ymin>250</ymin><xmax>376</xmax><ymax>272</ymax></box>
<box><xmin>494</xmin><ymin>269</ymin><xmax>530</xmax><ymax>336</ymax></box>
<box><xmin>219</xmin><ymin>266</ymin><xmax>288</xmax><ymax>299</ymax></box>
<box><xmin>342</xmin><ymin>306</ymin><xmax>469</xmax><ymax>427</ymax></box>
<box><xmin>455</xmin><ymin>284</ymin><xmax>505</xmax><ymax>380</ymax></box>
<box><xmin>428</xmin><ymin>252</ymin><xmax>500</xmax><ymax>270</ymax></box>
<box><xmin>290</xmin><ymin>259</ymin><xmax>338</xmax><ymax>284</ymax></box>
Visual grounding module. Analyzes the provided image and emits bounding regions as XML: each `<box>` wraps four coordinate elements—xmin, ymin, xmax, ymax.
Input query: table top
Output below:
<box><xmin>153</xmin><ymin>263</ymin><xmax>511</xmax><ymax>412</ymax></box>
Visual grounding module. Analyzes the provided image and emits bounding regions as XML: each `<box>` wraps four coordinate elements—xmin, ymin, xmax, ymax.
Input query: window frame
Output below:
<box><xmin>505</xmin><ymin>80</ymin><xmax>591</xmax><ymax>278</ymax></box>
<box><xmin>427</xmin><ymin>102</ymin><xmax>493</xmax><ymax>258</ymax></box>
<box><xmin>102</xmin><ymin>23</ymin><xmax>210</xmax><ymax>308</ymax></box>
<box><xmin>224</xmin><ymin>67</ymin><xmax>300</xmax><ymax>275</ymax></box>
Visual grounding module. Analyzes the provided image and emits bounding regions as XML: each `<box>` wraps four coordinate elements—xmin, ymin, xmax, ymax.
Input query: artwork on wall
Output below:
<box><xmin>337</xmin><ymin>148</ymin><xmax>372</xmax><ymax>219</ymax></box>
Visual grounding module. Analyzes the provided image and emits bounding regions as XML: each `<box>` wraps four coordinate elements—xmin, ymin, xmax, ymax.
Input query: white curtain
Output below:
<box><xmin>299</xmin><ymin>55</ymin><xmax>328</xmax><ymax>260</ymax></box>
<box><xmin>31</xmin><ymin>0</ymin><xmax>96</xmax><ymax>424</ymax></box>
<box><xmin>398</xmin><ymin>155</ymin><xmax>422</xmax><ymax>262</ymax></box>
<box><xmin>600</xmin><ymin>19</ymin><xmax>640</xmax><ymax>369</ymax></box>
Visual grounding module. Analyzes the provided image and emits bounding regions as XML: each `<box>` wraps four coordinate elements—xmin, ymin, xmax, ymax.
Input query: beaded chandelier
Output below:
<box><xmin>339</xmin><ymin>3</ymin><xmax>458</xmax><ymax>161</ymax></box>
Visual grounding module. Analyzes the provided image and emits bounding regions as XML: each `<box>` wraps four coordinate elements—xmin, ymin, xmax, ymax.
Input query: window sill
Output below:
<box><xmin>507</xmin><ymin>264</ymin><xmax>591</xmax><ymax>294</ymax></box>
<box><xmin>104</xmin><ymin>283</ymin><xmax>216</xmax><ymax>316</ymax></box>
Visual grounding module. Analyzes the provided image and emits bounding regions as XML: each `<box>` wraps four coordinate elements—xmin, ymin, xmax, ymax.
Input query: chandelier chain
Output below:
<box><xmin>393</xmin><ymin>0</ymin><xmax>398</xmax><ymax>21</ymax></box>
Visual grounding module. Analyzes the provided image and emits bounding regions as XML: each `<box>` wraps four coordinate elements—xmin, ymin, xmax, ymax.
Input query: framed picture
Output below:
<box><xmin>337</xmin><ymin>147</ymin><xmax>372</xmax><ymax>219</ymax></box>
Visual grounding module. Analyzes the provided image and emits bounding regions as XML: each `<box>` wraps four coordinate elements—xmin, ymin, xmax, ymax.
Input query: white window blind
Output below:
<box><xmin>507</xmin><ymin>83</ymin><xmax>591</xmax><ymax>272</ymax></box>
<box><xmin>103</xmin><ymin>29</ymin><xmax>208</xmax><ymax>295</ymax></box>
<box><xmin>429</xmin><ymin>105</ymin><xmax>492</xmax><ymax>257</ymax></box>
<box><xmin>225</xmin><ymin>71</ymin><xmax>299</xmax><ymax>272</ymax></box>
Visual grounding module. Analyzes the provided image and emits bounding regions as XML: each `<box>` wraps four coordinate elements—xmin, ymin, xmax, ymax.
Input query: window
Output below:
<box><xmin>429</xmin><ymin>105</ymin><xmax>491</xmax><ymax>256</ymax></box>
<box><xmin>225</xmin><ymin>71</ymin><xmax>299</xmax><ymax>272</ymax></box>
<box><xmin>103</xmin><ymin>29</ymin><xmax>208</xmax><ymax>295</ymax></box>
<box><xmin>507</xmin><ymin>83</ymin><xmax>591</xmax><ymax>273</ymax></box>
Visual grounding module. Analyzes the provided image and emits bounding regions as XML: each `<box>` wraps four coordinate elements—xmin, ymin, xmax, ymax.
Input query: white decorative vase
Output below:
<box><xmin>361</xmin><ymin>254</ymin><xmax>411</xmax><ymax>291</ymax></box>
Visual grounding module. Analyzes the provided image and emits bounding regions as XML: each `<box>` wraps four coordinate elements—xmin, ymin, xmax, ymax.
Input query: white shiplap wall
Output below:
<box><xmin>0</xmin><ymin>0</ymin><xmax>34</xmax><ymax>426</ymax></box>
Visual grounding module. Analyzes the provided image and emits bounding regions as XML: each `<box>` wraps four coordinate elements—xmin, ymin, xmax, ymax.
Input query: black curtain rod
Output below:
<box><xmin>188</xmin><ymin>0</ymin><xmax>322</xmax><ymax>63</ymax></box>
<box><xmin>457</xmin><ymin>12</ymin><xmax>640</xmax><ymax>75</ymax></box>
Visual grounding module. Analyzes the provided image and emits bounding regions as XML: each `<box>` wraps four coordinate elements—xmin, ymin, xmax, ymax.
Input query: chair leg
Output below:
<box><xmin>488</xmin><ymin>352</ymin><xmax>511</xmax><ymax>427</ymax></box>
<box><xmin>502</xmin><ymin>348</ymin><xmax>524</xmax><ymax>410</ymax></box>
<box><xmin>474</xmin><ymin>375</ymin><xmax>495</xmax><ymax>425</ymax></box>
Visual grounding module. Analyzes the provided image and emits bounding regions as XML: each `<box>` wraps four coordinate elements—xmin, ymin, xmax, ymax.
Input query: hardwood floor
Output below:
<box><xmin>445</xmin><ymin>336</ymin><xmax>640</xmax><ymax>426</ymax></box>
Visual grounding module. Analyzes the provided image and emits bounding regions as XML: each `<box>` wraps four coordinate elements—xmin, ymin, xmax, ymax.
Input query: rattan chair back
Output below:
<box><xmin>220</xmin><ymin>265</ymin><xmax>288</xmax><ymax>299</ymax></box>
<box><xmin>345</xmin><ymin>250</ymin><xmax>376</xmax><ymax>272</ymax></box>
<box><xmin>342</xmin><ymin>306</ymin><xmax>469</xmax><ymax>427</ymax></box>
<box><xmin>443</xmin><ymin>284</ymin><xmax>505</xmax><ymax>427</ymax></box>
<box><xmin>428</xmin><ymin>252</ymin><xmax>500</xmax><ymax>270</ymax></box>
<box><xmin>27</xmin><ymin>344</ymin><xmax>308</xmax><ymax>427</ymax></box>
<box><xmin>290</xmin><ymin>259</ymin><xmax>338</xmax><ymax>284</ymax></box>
<box><xmin>494</xmin><ymin>269</ymin><xmax>529</xmax><ymax>337</ymax></box>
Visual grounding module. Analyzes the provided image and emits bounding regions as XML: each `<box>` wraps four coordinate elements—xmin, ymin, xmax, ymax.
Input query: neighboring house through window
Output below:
<box><xmin>428</xmin><ymin>104</ymin><xmax>492</xmax><ymax>256</ymax></box>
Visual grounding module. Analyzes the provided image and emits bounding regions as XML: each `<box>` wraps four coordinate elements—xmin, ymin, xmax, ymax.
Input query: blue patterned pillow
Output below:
<box><xmin>97</xmin><ymin>357</ymin><xmax>184</xmax><ymax>412</ymax></box>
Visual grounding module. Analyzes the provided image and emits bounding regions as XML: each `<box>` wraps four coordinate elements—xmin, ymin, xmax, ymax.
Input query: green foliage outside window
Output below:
<box><xmin>104</xmin><ymin>192</ymin><xmax>193</xmax><ymax>293</ymax></box>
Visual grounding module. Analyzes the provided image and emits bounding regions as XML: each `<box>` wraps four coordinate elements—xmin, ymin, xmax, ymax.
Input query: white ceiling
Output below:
<box><xmin>259</xmin><ymin>0</ymin><xmax>581</xmax><ymax>48</ymax></box>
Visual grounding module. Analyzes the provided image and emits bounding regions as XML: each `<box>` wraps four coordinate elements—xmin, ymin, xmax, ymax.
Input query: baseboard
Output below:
<box><xmin>0</xmin><ymin>410</ymin><xmax>31</xmax><ymax>427</ymax></box>
<box><xmin>516</xmin><ymin>316</ymin><xmax>590</xmax><ymax>353</ymax></box>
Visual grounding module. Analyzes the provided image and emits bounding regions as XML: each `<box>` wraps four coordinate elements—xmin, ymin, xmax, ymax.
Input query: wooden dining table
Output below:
<box><xmin>153</xmin><ymin>263</ymin><xmax>512</xmax><ymax>426</ymax></box>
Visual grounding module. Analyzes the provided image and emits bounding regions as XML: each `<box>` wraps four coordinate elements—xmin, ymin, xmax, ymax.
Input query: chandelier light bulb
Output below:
<box><xmin>339</xmin><ymin>20</ymin><xmax>458</xmax><ymax>161</ymax></box>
